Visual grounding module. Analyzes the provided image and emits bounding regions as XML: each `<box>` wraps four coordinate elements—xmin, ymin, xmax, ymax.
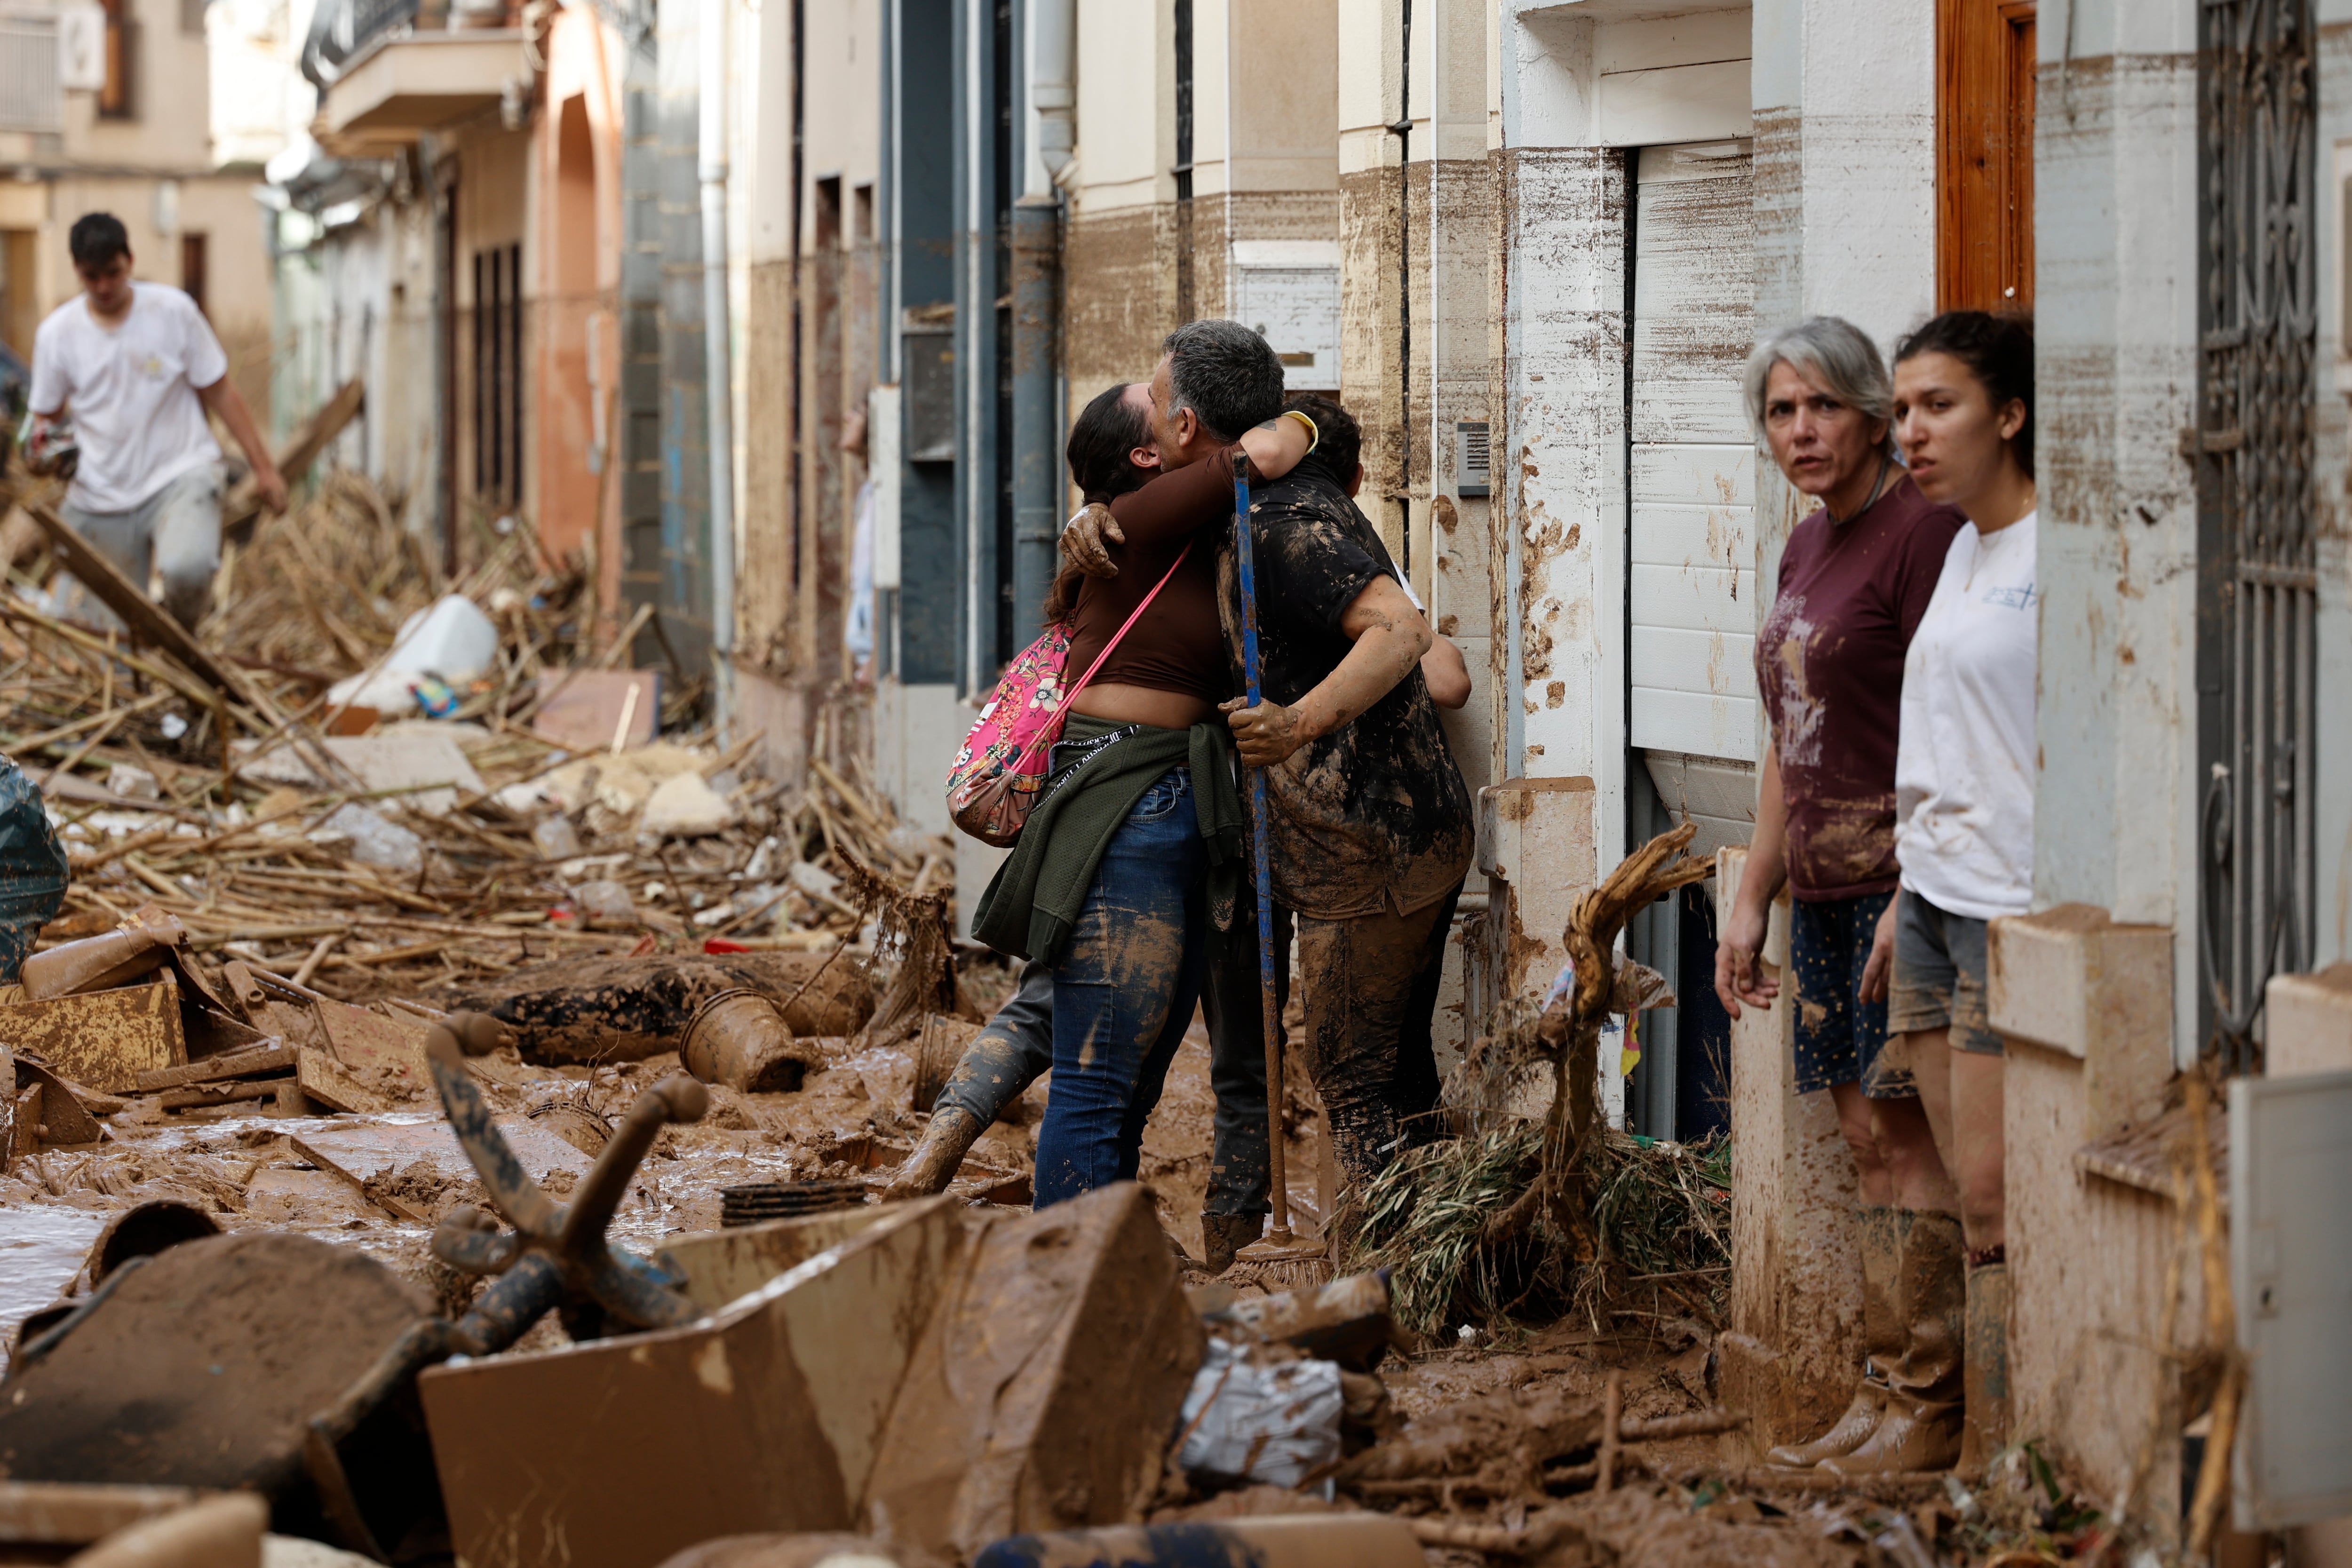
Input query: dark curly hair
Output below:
<box><xmin>1893</xmin><ymin>310</ymin><xmax>2034</xmax><ymax>477</ymax></box>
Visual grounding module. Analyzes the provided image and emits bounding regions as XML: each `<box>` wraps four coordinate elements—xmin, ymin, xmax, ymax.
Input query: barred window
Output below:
<box><xmin>0</xmin><ymin>14</ymin><xmax>61</xmax><ymax>134</ymax></box>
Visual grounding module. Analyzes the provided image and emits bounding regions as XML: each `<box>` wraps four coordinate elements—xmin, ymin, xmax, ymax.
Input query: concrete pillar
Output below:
<box><xmin>2267</xmin><ymin>964</ymin><xmax>2352</xmax><ymax>1079</ymax></box>
<box><xmin>1988</xmin><ymin>904</ymin><xmax>2188</xmax><ymax>1536</ymax></box>
<box><xmin>2029</xmin><ymin>0</ymin><xmax>2202</xmax><ymax>1060</ymax></box>
<box><xmin>1713</xmin><ymin>844</ymin><xmax>1861</xmax><ymax>1457</ymax></box>
<box><xmin>2312</xmin><ymin>9</ymin><xmax>2352</xmax><ymax>970</ymax></box>
<box><xmin>1474</xmin><ymin>775</ymin><xmax>1595</xmax><ymax>1003</ymax></box>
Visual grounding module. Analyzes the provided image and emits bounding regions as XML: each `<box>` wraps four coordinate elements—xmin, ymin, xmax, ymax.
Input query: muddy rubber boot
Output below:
<box><xmin>1959</xmin><ymin>1254</ymin><xmax>2011</xmax><ymax>1474</ymax></box>
<box><xmin>1768</xmin><ymin>1205</ymin><xmax>1901</xmax><ymax>1466</ymax></box>
<box><xmin>1200</xmin><ymin>1212</ymin><xmax>1263</xmax><ymax>1276</ymax></box>
<box><xmin>881</xmin><ymin>1105</ymin><xmax>986</xmax><ymax>1202</ymax></box>
<box><xmin>1823</xmin><ymin>1209</ymin><xmax>1964</xmax><ymax>1476</ymax></box>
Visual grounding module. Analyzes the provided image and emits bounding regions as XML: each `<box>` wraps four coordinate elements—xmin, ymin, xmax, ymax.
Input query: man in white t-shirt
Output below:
<box><xmin>30</xmin><ymin>212</ymin><xmax>287</xmax><ymax>631</ymax></box>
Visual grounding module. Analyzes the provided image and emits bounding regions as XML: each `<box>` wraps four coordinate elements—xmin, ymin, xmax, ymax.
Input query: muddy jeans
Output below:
<box><xmin>1032</xmin><ymin>766</ymin><xmax>1209</xmax><ymax>1208</ymax></box>
<box><xmin>1289</xmin><ymin>883</ymin><xmax>1461</xmax><ymax>1202</ymax></box>
<box><xmin>935</xmin><ymin>905</ymin><xmax>1273</xmax><ymax>1219</ymax></box>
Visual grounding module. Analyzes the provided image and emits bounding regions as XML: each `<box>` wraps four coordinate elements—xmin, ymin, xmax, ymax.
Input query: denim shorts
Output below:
<box><xmin>1788</xmin><ymin>889</ymin><xmax>1911</xmax><ymax>1098</ymax></box>
<box><xmin>1887</xmin><ymin>888</ymin><xmax>2002</xmax><ymax>1056</ymax></box>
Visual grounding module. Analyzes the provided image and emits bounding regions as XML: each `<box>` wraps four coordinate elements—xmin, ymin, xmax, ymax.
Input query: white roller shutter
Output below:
<box><xmin>1629</xmin><ymin>141</ymin><xmax>1756</xmax><ymax>765</ymax></box>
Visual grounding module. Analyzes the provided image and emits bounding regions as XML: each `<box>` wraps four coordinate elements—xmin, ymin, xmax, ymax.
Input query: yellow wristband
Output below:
<box><xmin>1281</xmin><ymin>407</ymin><xmax>1320</xmax><ymax>454</ymax></box>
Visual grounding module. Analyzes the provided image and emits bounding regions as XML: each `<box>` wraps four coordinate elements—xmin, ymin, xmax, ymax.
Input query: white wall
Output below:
<box><xmin>2028</xmin><ymin>0</ymin><xmax>2202</xmax><ymax>1062</ymax></box>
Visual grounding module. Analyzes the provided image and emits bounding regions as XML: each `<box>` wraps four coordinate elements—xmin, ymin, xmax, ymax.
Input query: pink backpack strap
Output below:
<box><xmin>1012</xmin><ymin>539</ymin><xmax>1193</xmax><ymax>769</ymax></box>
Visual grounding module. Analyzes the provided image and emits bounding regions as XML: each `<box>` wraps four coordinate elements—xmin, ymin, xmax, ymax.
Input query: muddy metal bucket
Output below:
<box><xmin>681</xmin><ymin>989</ymin><xmax>809</xmax><ymax>1094</ymax></box>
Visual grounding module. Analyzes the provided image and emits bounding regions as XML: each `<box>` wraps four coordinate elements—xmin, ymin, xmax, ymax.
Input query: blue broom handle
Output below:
<box><xmin>1234</xmin><ymin>452</ymin><xmax>1291</xmax><ymax>1237</ymax></box>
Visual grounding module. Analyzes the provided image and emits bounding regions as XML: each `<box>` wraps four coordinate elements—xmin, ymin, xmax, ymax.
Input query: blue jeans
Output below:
<box><xmin>1032</xmin><ymin>765</ymin><xmax>1208</xmax><ymax>1208</ymax></box>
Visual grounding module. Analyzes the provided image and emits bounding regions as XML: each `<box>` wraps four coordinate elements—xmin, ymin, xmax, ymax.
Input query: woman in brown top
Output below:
<box><xmin>987</xmin><ymin>351</ymin><xmax>1311</xmax><ymax>1210</ymax></box>
<box><xmin>1717</xmin><ymin>316</ymin><xmax>1969</xmax><ymax>1475</ymax></box>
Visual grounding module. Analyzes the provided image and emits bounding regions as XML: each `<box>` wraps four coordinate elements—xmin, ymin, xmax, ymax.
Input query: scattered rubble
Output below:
<box><xmin>0</xmin><ymin>477</ymin><xmax>2146</xmax><ymax>1568</ymax></box>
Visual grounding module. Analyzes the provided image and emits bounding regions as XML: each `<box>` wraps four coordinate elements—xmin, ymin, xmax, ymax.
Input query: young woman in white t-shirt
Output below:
<box><xmin>1866</xmin><ymin>311</ymin><xmax>2037</xmax><ymax>1478</ymax></box>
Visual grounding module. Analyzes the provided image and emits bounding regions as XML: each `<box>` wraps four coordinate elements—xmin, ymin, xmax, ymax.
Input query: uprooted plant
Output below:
<box><xmin>1346</xmin><ymin>823</ymin><xmax>1724</xmax><ymax>1336</ymax></box>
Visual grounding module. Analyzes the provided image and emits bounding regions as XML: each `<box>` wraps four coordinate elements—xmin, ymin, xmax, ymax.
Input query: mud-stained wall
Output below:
<box><xmin>1064</xmin><ymin>205</ymin><xmax>1179</xmax><ymax>440</ymax></box>
<box><xmin>1716</xmin><ymin>849</ymin><xmax>1863</xmax><ymax>1454</ymax></box>
<box><xmin>740</xmin><ymin>260</ymin><xmax>796</xmax><ymax>669</ymax></box>
<box><xmin>1340</xmin><ymin>161</ymin><xmax>1414</xmax><ymax>563</ymax></box>
<box><xmin>1428</xmin><ymin>156</ymin><xmax>1497</xmax><ymax>802</ymax></box>
<box><xmin>2026</xmin><ymin>10</ymin><xmax>2202</xmax><ymax>1064</ymax></box>
<box><xmin>1064</xmin><ymin>190</ymin><xmax>1339</xmax><ymax>467</ymax></box>
<box><xmin>1495</xmin><ymin>146</ymin><xmax>1626</xmax><ymax>802</ymax></box>
<box><xmin>2005</xmin><ymin>1041</ymin><xmax>2192</xmax><ymax>1536</ymax></box>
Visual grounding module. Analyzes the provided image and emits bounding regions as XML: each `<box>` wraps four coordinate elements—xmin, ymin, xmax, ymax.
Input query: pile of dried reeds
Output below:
<box><xmin>1349</xmin><ymin>824</ymin><xmax>1729</xmax><ymax>1339</ymax></box>
<box><xmin>3</xmin><ymin>467</ymin><xmax>953</xmax><ymax>1006</ymax></box>
<box><xmin>1347</xmin><ymin>1121</ymin><xmax>1731</xmax><ymax>1339</ymax></box>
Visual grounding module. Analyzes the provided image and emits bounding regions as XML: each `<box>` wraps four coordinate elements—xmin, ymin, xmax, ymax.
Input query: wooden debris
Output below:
<box><xmin>0</xmin><ymin>975</ymin><xmax>186</xmax><ymax>1094</ymax></box>
<box><xmin>296</xmin><ymin>1047</ymin><xmax>392</xmax><ymax>1114</ymax></box>
<box><xmin>133</xmin><ymin>1042</ymin><xmax>296</xmax><ymax>1091</ymax></box>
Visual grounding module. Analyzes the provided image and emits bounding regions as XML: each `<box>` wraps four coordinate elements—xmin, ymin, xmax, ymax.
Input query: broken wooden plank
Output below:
<box><xmin>155</xmin><ymin>1080</ymin><xmax>281</xmax><ymax>1111</ymax></box>
<box><xmin>296</xmin><ymin>1115</ymin><xmax>590</xmax><ymax>1190</ymax></box>
<box><xmin>318</xmin><ymin>999</ymin><xmax>429</xmax><ymax>1082</ymax></box>
<box><xmin>14</xmin><ymin>498</ymin><xmax>239</xmax><ymax>693</ymax></box>
<box><xmin>12</xmin><ymin>1059</ymin><xmax>104</xmax><ymax>1146</ymax></box>
<box><xmin>135</xmin><ymin>1043</ymin><xmax>296</xmax><ymax>1092</ymax></box>
<box><xmin>0</xmin><ymin>974</ymin><xmax>186</xmax><ymax>1094</ymax></box>
<box><xmin>284</xmin><ymin>1136</ymin><xmax>432</xmax><ymax>1223</ymax></box>
<box><xmin>295</xmin><ymin>1047</ymin><xmax>391</xmax><ymax>1114</ymax></box>
<box><xmin>222</xmin><ymin>379</ymin><xmax>364</xmax><ymax>539</ymax></box>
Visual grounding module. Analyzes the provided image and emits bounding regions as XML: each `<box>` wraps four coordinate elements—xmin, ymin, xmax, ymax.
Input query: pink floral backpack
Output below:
<box><xmin>947</xmin><ymin>541</ymin><xmax>1192</xmax><ymax>846</ymax></box>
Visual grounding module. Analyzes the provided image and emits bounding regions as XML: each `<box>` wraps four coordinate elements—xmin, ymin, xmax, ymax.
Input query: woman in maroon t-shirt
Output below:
<box><xmin>1716</xmin><ymin>317</ymin><xmax>1968</xmax><ymax>1473</ymax></box>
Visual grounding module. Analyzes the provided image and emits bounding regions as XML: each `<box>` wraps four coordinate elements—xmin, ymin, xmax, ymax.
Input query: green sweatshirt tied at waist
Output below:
<box><xmin>971</xmin><ymin>712</ymin><xmax>1245</xmax><ymax>966</ymax></box>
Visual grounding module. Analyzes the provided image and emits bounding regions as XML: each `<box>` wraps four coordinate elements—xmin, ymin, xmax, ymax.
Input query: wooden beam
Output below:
<box><xmin>222</xmin><ymin>378</ymin><xmax>366</xmax><ymax>538</ymax></box>
<box><xmin>12</xmin><ymin>495</ymin><xmax>240</xmax><ymax>693</ymax></box>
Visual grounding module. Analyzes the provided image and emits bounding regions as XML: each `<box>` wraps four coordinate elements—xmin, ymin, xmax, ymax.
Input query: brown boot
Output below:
<box><xmin>1200</xmin><ymin>1212</ymin><xmax>1263</xmax><ymax>1276</ymax></box>
<box><xmin>1959</xmin><ymin>1255</ymin><xmax>2011</xmax><ymax>1474</ymax></box>
<box><xmin>1768</xmin><ymin>1205</ymin><xmax>1902</xmax><ymax>1467</ymax></box>
<box><xmin>881</xmin><ymin>1106</ymin><xmax>985</xmax><ymax>1201</ymax></box>
<box><xmin>1824</xmin><ymin>1210</ymin><xmax>1964</xmax><ymax>1475</ymax></box>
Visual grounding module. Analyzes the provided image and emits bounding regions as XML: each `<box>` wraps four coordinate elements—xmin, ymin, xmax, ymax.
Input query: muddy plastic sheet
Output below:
<box><xmin>1174</xmin><ymin>1339</ymin><xmax>1343</xmax><ymax>1490</ymax></box>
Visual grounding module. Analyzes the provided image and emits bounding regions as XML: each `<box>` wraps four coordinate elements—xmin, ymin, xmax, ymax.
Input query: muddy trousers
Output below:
<box><xmin>1287</xmin><ymin>884</ymin><xmax>1460</xmax><ymax>1201</ymax></box>
<box><xmin>59</xmin><ymin>462</ymin><xmax>225</xmax><ymax>633</ymax></box>
<box><xmin>938</xmin><ymin>905</ymin><xmax>1274</xmax><ymax>1221</ymax></box>
<box><xmin>1032</xmin><ymin>768</ymin><xmax>1208</xmax><ymax>1208</ymax></box>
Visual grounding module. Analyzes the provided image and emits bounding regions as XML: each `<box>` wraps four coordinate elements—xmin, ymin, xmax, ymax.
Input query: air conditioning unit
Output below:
<box><xmin>58</xmin><ymin>2</ymin><xmax>104</xmax><ymax>92</ymax></box>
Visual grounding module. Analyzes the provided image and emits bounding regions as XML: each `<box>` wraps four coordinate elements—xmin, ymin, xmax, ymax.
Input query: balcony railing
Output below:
<box><xmin>300</xmin><ymin>0</ymin><xmax>417</xmax><ymax>88</ymax></box>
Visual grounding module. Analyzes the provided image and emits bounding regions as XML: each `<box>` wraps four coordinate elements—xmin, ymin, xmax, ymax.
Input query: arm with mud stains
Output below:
<box><xmin>1223</xmin><ymin>573</ymin><xmax>1431</xmax><ymax>766</ymax></box>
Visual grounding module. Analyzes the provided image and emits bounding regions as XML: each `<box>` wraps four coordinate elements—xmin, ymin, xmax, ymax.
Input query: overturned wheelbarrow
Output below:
<box><xmin>0</xmin><ymin>1013</ymin><xmax>710</xmax><ymax>1562</ymax></box>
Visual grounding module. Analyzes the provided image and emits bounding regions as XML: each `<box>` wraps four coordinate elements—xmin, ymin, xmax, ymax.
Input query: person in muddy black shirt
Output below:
<box><xmin>1215</xmin><ymin>392</ymin><xmax>1474</xmax><ymax>1211</ymax></box>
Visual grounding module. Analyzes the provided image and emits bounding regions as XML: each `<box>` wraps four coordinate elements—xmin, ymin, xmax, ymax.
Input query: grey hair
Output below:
<box><xmin>1741</xmin><ymin>316</ymin><xmax>1897</xmax><ymax>455</ymax></box>
<box><xmin>1160</xmin><ymin>319</ymin><xmax>1287</xmax><ymax>441</ymax></box>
